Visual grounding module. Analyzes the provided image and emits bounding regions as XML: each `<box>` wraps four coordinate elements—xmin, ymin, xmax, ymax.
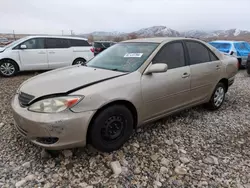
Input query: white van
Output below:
<box><xmin>0</xmin><ymin>36</ymin><xmax>94</xmax><ymax>76</ymax></box>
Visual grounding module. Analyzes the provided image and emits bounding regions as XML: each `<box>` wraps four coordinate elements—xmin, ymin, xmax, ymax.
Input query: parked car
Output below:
<box><xmin>92</xmin><ymin>41</ymin><xmax>116</xmax><ymax>56</ymax></box>
<box><xmin>12</xmin><ymin>37</ymin><xmax>238</xmax><ymax>152</ymax></box>
<box><xmin>0</xmin><ymin>36</ymin><xmax>94</xmax><ymax>77</ymax></box>
<box><xmin>0</xmin><ymin>37</ymin><xmax>9</xmax><ymax>46</ymax></box>
<box><xmin>208</xmin><ymin>40</ymin><xmax>250</xmax><ymax>68</ymax></box>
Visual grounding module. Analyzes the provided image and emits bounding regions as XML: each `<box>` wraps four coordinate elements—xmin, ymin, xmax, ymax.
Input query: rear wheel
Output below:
<box><xmin>205</xmin><ymin>82</ymin><xmax>226</xmax><ymax>110</ymax></box>
<box><xmin>0</xmin><ymin>60</ymin><xmax>18</xmax><ymax>77</ymax></box>
<box><xmin>72</xmin><ymin>58</ymin><xmax>86</xmax><ymax>65</ymax></box>
<box><xmin>88</xmin><ymin>105</ymin><xmax>134</xmax><ymax>152</ymax></box>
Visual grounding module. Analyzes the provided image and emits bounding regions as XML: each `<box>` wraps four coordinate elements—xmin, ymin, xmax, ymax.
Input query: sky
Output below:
<box><xmin>0</xmin><ymin>0</ymin><xmax>250</xmax><ymax>34</ymax></box>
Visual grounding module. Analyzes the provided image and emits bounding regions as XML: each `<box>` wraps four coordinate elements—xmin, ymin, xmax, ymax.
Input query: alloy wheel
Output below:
<box><xmin>214</xmin><ymin>86</ymin><xmax>225</xmax><ymax>107</ymax></box>
<box><xmin>0</xmin><ymin>62</ymin><xmax>15</xmax><ymax>76</ymax></box>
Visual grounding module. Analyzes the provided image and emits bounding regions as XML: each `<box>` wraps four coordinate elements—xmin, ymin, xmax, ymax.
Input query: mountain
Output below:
<box><xmin>77</xmin><ymin>26</ymin><xmax>250</xmax><ymax>42</ymax></box>
<box><xmin>180</xmin><ymin>29</ymin><xmax>250</xmax><ymax>39</ymax></box>
<box><xmin>132</xmin><ymin>26</ymin><xmax>180</xmax><ymax>37</ymax></box>
<box><xmin>82</xmin><ymin>26</ymin><xmax>181</xmax><ymax>38</ymax></box>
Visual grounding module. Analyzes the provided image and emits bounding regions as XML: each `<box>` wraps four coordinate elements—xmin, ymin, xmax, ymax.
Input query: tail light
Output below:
<box><xmin>90</xmin><ymin>48</ymin><xmax>94</xmax><ymax>53</ymax></box>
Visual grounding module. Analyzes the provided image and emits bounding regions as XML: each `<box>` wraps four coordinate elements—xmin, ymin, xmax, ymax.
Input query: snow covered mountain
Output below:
<box><xmin>181</xmin><ymin>29</ymin><xmax>250</xmax><ymax>38</ymax></box>
<box><xmin>133</xmin><ymin>26</ymin><xmax>180</xmax><ymax>37</ymax></box>
<box><xmin>82</xmin><ymin>26</ymin><xmax>180</xmax><ymax>38</ymax></box>
<box><xmin>81</xmin><ymin>26</ymin><xmax>250</xmax><ymax>40</ymax></box>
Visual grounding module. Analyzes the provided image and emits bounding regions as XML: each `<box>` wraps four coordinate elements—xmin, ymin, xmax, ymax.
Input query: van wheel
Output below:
<box><xmin>0</xmin><ymin>60</ymin><xmax>18</xmax><ymax>77</ymax></box>
<box><xmin>72</xmin><ymin>58</ymin><xmax>86</xmax><ymax>65</ymax></box>
<box><xmin>88</xmin><ymin>105</ymin><xmax>134</xmax><ymax>152</ymax></box>
<box><xmin>205</xmin><ymin>82</ymin><xmax>226</xmax><ymax>110</ymax></box>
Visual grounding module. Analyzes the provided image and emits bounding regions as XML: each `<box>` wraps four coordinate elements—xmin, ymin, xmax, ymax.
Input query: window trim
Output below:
<box><xmin>152</xmin><ymin>40</ymin><xmax>188</xmax><ymax>69</ymax></box>
<box><xmin>183</xmin><ymin>40</ymin><xmax>219</xmax><ymax>65</ymax></box>
<box><xmin>13</xmin><ymin>37</ymin><xmax>45</xmax><ymax>50</ymax></box>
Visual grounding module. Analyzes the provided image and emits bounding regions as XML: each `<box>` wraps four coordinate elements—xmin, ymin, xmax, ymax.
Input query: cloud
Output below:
<box><xmin>0</xmin><ymin>0</ymin><xmax>249</xmax><ymax>34</ymax></box>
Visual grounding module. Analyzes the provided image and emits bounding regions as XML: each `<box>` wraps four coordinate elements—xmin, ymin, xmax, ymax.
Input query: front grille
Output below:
<box><xmin>18</xmin><ymin>92</ymin><xmax>35</xmax><ymax>107</ymax></box>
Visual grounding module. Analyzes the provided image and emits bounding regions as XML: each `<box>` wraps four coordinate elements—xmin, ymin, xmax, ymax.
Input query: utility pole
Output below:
<box><xmin>62</xmin><ymin>30</ymin><xmax>64</xmax><ymax>36</ymax></box>
<box><xmin>13</xmin><ymin>30</ymin><xmax>16</xmax><ymax>40</ymax></box>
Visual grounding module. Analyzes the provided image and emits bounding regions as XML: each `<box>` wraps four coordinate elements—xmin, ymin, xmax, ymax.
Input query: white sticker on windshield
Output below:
<box><xmin>124</xmin><ymin>53</ymin><xmax>143</xmax><ymax>58</ymax></box>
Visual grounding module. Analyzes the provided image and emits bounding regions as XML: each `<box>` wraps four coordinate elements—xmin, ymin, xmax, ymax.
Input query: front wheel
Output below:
<box><xmin>205</xmin><ymin>82</ymin><xmax>226</xmax><ymax>110</ymax></box>
<box><xmin>88</xmin><ymin>105</ymin><xmax>134</xmax><ymax>152</ymax></box>
<box><xmin>0</xmin><ymin>60</ymin><xmax>18</xmax><ymax>77</ymax></box>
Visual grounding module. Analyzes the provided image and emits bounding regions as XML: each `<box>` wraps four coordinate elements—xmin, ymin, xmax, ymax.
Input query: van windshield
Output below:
<box><xmin>4</xmin><ymin>37</ymin><xmax>28</xmax><ymax>49</ymax></box>
<box><xmin>87</xmin><ymin>42</ymin><xmax>159</xmax><ymax>72</ymax></box>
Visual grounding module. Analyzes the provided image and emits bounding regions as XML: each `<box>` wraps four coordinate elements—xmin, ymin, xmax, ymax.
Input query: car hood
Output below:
<box><xmin>0</xmin><ymin>47</ymin><xmax>5</xmax><ymax>52</ymax></box>
<box><xmin>19</xmin><ymin>65</ymin><xmax>127</xmax><ymax>98</ymax></box>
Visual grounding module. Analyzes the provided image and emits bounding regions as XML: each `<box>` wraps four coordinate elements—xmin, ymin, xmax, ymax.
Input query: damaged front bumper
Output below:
<box><xmin>11</xmin><ymin>94</ymin><xmax>95</xmax><ymax>150</ymax></box>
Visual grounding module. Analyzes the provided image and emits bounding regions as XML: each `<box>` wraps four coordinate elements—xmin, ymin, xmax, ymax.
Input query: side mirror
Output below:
<box><xmin>20</xmin><ymin>44</ymin><xmax>27</xmax><ymax>49</ymax></box>
<box><xmin>145</xmin><ymin>63</ymin><xmax>168</xmax><ymax>74</ymax></box>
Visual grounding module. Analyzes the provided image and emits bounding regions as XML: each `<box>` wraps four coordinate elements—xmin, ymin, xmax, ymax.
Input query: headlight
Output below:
<box><xmin>28</xmin><ymin>96</ymin><xmax>83</xmax><ymax>113</ymax></box>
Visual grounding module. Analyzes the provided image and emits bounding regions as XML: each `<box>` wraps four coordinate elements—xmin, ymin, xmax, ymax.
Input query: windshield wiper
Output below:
<box><xmin>110</xmin><ymin>68</ymin><xmax>128</xmax><ymax>73</ymax></box>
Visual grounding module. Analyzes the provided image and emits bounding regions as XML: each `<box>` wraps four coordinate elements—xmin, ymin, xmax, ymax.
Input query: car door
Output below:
<box><xmin>45</xmin><ymin>38</ymin><xmax>73</xmax><ymax>69</ymax></box>
<box><xmin>184</xmin><ymin>40</ymin><xmax>222</xmax><ymax>102</ymax></box>
<box><xmin>16</xmin><ymin>38</ymin><xmax>48</xmax><ymax>70</ymax></box>
<box><xmin>141</xmin><ymin>41</ymin><xmax>191</xmax><ymax>120</ymax></box>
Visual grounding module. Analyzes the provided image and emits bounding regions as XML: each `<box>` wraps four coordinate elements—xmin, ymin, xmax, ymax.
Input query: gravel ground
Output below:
<box><xmin>1</xmin><ymin>71</ymin><xmax>250</xmax><ymax>188</ymax></box>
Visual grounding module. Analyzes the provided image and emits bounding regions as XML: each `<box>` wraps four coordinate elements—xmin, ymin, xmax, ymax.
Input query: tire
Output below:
<box><xmin>0</xmin><ymin>60</ymin><xmax>18</xmax><ymax>77</ymax></box>
<box><xmin>72</xmin><ymin>58</ymin><xmax>86</xmax><ymax>65</ymax></box>
<box><xmin>88</xmin><ymin>105</ymin><xmax>134</xmax><ymax>152</ymax></box>
<box><xmin>205</xmin><ymin>82</ymin><xmax>226</xmax><ymax>110</ymax></box>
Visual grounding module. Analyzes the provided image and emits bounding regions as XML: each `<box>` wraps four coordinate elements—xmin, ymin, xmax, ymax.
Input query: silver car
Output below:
<box><xmin>11</xmin><ymin>38</ymin><xmax>238</xmax><ymax>152</ymax></box>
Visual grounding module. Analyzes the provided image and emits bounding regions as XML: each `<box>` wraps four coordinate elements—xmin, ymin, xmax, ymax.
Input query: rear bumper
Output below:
<box><xmin>239</xmin><ymin>56</ymin><xmax>248</xmax><ymax>66</ymax></box>
<box><xmin>228</xmin><ymin>77</ymin><xmax>235</xmax><ymax>87</ymax></box>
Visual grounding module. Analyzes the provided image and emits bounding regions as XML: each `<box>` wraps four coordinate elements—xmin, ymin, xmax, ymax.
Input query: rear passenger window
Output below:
<box><xmin>46</xmin><ymin>38</ymin><xmax>70</xmax><ymax>48</ymax></box>
<box><xmin>186</xmin><ymin>41</ymin><xmax>210</xmax><ymax>65</ymax></box>
<box><xmin>152</xmin><ymin>42</ymin><xmax>185</xmax><ymax>69</ymax></box>
<box><xmin>209</xmin><ymin>51</ymin><xmax>219</xmax><ymax>61</ymax></box>
<box><xmin>70</xmin><ymin>39</ymin><xmax>90</xmax><ymax>47</ymax></box>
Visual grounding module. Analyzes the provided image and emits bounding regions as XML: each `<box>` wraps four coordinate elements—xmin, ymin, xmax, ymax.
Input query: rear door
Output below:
<box><xmin>184</xmin><ymin>40</ymin><xmax>222</xmax><ymax>102</ymax></box>
<box><xmin>45</xmin><ymin>38</ymin><xmax>73</xmax><ymax>69</ymax></box>
<box><xmin>70</xmin><ymin>39</ymin><xmax>93</xmax><ymax>61</ymax></box>
<box><xmin>141</xmin><ymin>41</ymin><xmax>191</xmax><ymax>120</ymax></box>
<box><xmin>16</xmin><ymin>38</ymin><xmax>48</xmax><ymax>70</ymax></box>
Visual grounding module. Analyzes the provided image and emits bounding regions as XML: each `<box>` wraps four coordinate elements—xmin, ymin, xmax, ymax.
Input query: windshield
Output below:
<box><xmin>209</xmin><ymin>42</ymin><xmax>232</xmax><ymax>50</ymax></box>
<box><xmin>3</xmin><ymin>37</ymin><xmax>29</xmax><ymax>49</ymax></box>
<box><xmin>87</xmin><ymin>42</ymin><xmax>159</xmax><ymax>72</ymax></box>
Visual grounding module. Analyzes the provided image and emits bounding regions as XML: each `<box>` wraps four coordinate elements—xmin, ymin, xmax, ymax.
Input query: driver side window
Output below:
<box><xmin>20</xmin><ymin>38</ymin><xmax>45</xmax><ymax>49</ymax></box>
<box><xmin>152</xmin><ymin>42</ymin><xmax>185</xmax><ymax>69</ymax></box>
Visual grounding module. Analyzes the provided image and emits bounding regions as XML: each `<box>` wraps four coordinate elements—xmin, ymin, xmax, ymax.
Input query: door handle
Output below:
<box><xmin>182</xmin><ymin>72</ymin><xmax>190</xmax><ymax>78</ymax></box>
<box><xmin>216</xmin><ymin>65</ymin><xmax>221</xmax><ymax>70</ymax></box>
<box><xmin>49</xmin><ymin>51</ymin><xmax>55</xmax><ymax>54</ymax></box>
<box><xmin>38</xmin><ymin>51</ymin><xmax>46</xmax><ymax>54</ymax></box>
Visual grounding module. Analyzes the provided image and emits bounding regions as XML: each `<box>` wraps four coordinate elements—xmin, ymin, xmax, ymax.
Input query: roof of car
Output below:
<box><xmin>209</xmin><ymin>40</ymin><xmax>246</xmax><ymax>43</ymax></box>
<box><xmin>122</xmin><ymin>37</ymin><xmax>197</xmax><ymax>43</ymax></box>
<box><xmin>23</xmin><ymin>35</ymin><xmax>88</xmax><ymax>41</ymax></box>
<box><xmin>94</xmin><ymin>41</ymin><xmax>116</xmax><ymax>43</ymax></box>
